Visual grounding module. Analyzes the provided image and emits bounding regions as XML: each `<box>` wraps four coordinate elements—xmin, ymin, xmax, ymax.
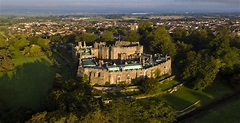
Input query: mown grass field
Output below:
<box><xmin>137</xmin><ymin>78</ymin><xmax>234</xmax><ymax>111</ymax></box>
<box><xmin>0</xmin><ymin>55</ymin><xmax>56</xmax><ymax>110</ymax></box>
<box><xmin>192</xmin><ymin>98</ymin><xmax>240</xmax><ymax>123</ymax></box>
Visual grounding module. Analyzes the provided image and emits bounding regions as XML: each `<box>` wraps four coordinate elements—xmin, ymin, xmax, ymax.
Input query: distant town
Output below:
<box><xmin>7</xmin><ymin>14</ymin><xmax>240</xmax><ymax>37</ymax></box>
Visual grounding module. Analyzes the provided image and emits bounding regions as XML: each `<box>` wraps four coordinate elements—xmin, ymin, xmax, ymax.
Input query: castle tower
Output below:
<box><xmin>78</xmin><ymin>42</ymin><xmax>82</xmax><ymax>48</ymax></box>
<box><xmin>84</xmin><ymin>41</ymin><xmax>86</xmax><ymax>47</ymax></box>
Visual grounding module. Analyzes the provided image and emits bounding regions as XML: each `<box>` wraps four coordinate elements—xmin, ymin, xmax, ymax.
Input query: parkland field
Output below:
<box><xmin>192</xmin><ymin>97</ymin><xmax>240</xmax><ymax>123</ymax></box>
<box><xmin>0</xmin><ymin>55</ymin><xmax>55</xmax><ymax>110</ymax></box>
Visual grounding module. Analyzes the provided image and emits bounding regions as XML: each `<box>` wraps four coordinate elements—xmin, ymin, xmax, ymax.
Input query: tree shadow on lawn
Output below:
<box><xmin>157</xmin><ymin>88</ymin><xmax>213</xmax><ymax>111</ymax></box>
<box><xmin>159</xmin><ymin>94</ymin><xmax>195</xmax><ymax>111</ymax></box>
<box><xmin>187</xmin><ymin>90</ymin><xmax>214</xmax><ymax>106</ymax></box>
<box><xmin>0</xmin><ymin>58</ymin><xmax>55</xmax><ymax>111</ymax></box>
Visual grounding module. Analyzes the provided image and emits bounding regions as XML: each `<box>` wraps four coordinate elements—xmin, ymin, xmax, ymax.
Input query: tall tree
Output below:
<box><xmin>171</xmin><ymin>28</ymin><xmax>188</xmax><ymax>42</ymax></box>
<box><xmin>138</xmin><ymin>21</ymin><xmax>153</xmax><ymax>35</ymax></box>
<box><xmin>50</xmin><ymin>34</ymin><xmax>62</xmax><ymax>43</ymax></box>
<box><xmin>100</xmin><ymin>31</ymin><xmax>114</xmax><ymax>42</ymax></box>
<box><xmin>141</xmin><ymin>78</ymin><xmax>162</xmax><ymax>95</ymax></box>
<box><xmin>188</xmin><ymin>29</ymin><xmax>210</xmax><ymax>51</ymax></box>
<box><xmin>147</xmin><ymin>26</ymin><xmax>176</xmax><ymax>58</ymax></box>
<box><xmin>75</xmin><ymin>33</ymin><xmax>97</xmax><ymax>43</ymax></box>
<box><xmin>0</xmin><ymin>34</ymin><xmax>14</xmax><ymax>71</ymax></box>
<box><xmin>81</xmin><ymin>108</ymin><xmax>109</xmax><ymax>123</ymax></box>
<box><xmin>10</xmin><ymin>35</ymin><xmax>30</xmax><ymax>51</ymax></box>
<box><xmin>182</xmin><ymin>51</ymin><xmax>221</xmax><ymax>90</ymax></box>
<box><xmin>105</xmin><ymin>99</ymin><xmax>143</xmax><ymax>123</ymax></box>
<box><xmin>143</xmin><ymin>101</ymin><xmax>176</xmax><ymax>123</ymax></box>
<box><xmin>123</xmin><ymin>30</ymin><xmax>140</xmax><ymax>42</ymax></box>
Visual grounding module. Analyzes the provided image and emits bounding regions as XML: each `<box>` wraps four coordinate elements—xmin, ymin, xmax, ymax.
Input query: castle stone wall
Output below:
<box><xmin>81</xmin><ymin>59</ymin><xmax>171</xmax><ymax>85</ymax></box>
<box><xmin>110</xmin><ymin>45</ymin><xmax>143</xmax><ymax>59</ymax></box>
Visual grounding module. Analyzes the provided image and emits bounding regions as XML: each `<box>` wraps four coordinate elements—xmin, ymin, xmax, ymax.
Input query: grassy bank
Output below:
<box><xmin>137</xmin><ymin>78</ymin><xmax>234</xmax><ymax>111</ymax></box>
<box><xmin>192</xmin><ymin>97</ymin><xmax>240</xmax><ymax>123</ymax></box>
<box><xmin>0</xmin><ymin>55</ymin><xmax>56</xmax><ymax>110</ymax></box>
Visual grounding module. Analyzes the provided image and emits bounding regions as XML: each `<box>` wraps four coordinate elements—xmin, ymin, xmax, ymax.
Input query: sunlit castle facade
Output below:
<box><xmin>74</xmin><ymin>41</ymin><xmax>171</xmax><ymax>85</ymax></box>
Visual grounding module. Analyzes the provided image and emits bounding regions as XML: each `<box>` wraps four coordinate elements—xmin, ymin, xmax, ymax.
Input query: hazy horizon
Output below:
<box><xmin>1</xmin><ymin>0</ymin><xmax>239</xmax><ymax>15</ymax></box>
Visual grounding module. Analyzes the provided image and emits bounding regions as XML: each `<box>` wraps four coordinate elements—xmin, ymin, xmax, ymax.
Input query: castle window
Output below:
<box><xmin>164</xmin><ymin>66</ymin><xmax>167</xmax><ymax>69</ymax></box>
<box><xmin>117</xmin><ymin>75</ymin><xmax>121</xmax><ymax>81</ymax></box>
<box><xmin>127</xmin><ymin>74</ymin><xmax>130</xmax><ymax>79</ymax></box>
<box><xmin>98</xmin><ymin>72</ymin><xmax>101</xmax><ymax>77</ymax></box>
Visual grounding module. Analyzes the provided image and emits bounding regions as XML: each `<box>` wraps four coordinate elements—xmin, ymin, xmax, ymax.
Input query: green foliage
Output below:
<box><xmin>0</xmin><ymin>34</ymin><xmax>14</xmax><ymax>71</ymax></box>
<box><xmin>81</xmin><ymin>108</ymin><xmax>109</xmax><ymax>123</ymax></box>
<box><xmin>32</xmin><ymin>45</ymin><xmax>44</xmax><ymax>56</ymax></box>
<box><xmin>123</xmin><ymin>30</ymin><xmax>140</xmax><ymax>42</ymax></box>
<box><xmin>84</xmin><ymin>99</ymin><xmax>176</xmax><ymax>123</ymax></box>
<box><xmin>27</xmin><ymin>111</ymin><xmax>79</xmax><ymax>123</ymax></box>
<box><xmin>171</xmin><ymin>28</ymin><xmax>188</xmax><ymax>42</ymax></box>
<box><xmin>75</xmin><ymin>33</ymin><xmax>97</xmax><ymax>43</ymax></box>
<box><xmin>26</xmin><ymin>111</ymin><xmax>48</xmax><ymax>123</ymax></box>
<box><xmin>0</xmin><ymin>107</ymin><xmax>33</xmax><ymax>123</ymax></box>
<box><xmin>138</xmin><ymin>21</ymin><xmax>153</xmax><ymax>35</ymax></box>
<box><xmin>176</xmin><ymin>41</ymin><xmax>193</xmax><ymax>52</ymax></box>
<box><xmin>188</xmin><ymin>29</ymin><xmax>210</xmax><ymax>50</ymax></box>
<box><xmin>182</xmin><ymin>51</ymin><xmax>221</xmax><ymax>90</ymax></box>
<box><xmin>0</xmin><ymin>34</ymin><xmax>8</xmax><ymax>48</ymax></box>
<box><xmin>141</xmin><ymin>78</ymin><xmax>162</xmax><ymax>95</ymax></box>
<box><xmin>220</xmin><ymin>47</ymin><xmax>240</xmax><ymax>75</ymax></box>
<box><xmin>107</xmin><ymin>26</ymin><xmax>118</xmax><ymax>34</ymax></box>
<box><xmin>62</xmin><ymin>34</ymin><xmax>76</xmax><ymax>43</ymax></box>
<box><xmin>0</xmin><ymin>49</ymin><xmax>14</xmax><ymax>71</ymax></box>
<box><xmin>105</xmin><ymin>99</ymin><xmax>144</xmax><ymax>123</ymax></box>
<box><xmin>83</xmin><ymin>74</ymin><xmax>89</xmax><ymax>83</ymax></box>
<box><xmin>230</xmin><ymin>37</ymin><xmax>240</xmax><ymax>49</ymax></box>
<box><xmin>101</xmin><ymin>31</ymin><xmax>114</xmax><ymax>42</ymax></box>
<box><xmin>50</xmin><ymin>35</ymin><xmax>62</xmax><ymax>43</ymax></box>
<box><xmin>23</xmin><ymin>44</ymin><xmax>44</xmax><ymax>57</ymax></box>
<box><xmin>143</xmin><ymin>101</ymin><xmax>176</xmax><ymax>123</ymax></box>
<box><xmin>154</xmin><ymin>68</ymin><xmax>161</xmax><ymax>78</ymax></box>
<box><xmin>147</xmin><ymin>26</ymin><xmax>177</xmax><ymax>58</ymax></box>
<box><xmin>10</xmin><ymin>35</ymin><xmax>30</xmax><ymax>51</ymax></box>
<box><xmin>230</xmin><ymin>73</ymin><xmax>240</xmax><ymax>89</ymax></box>
<box><xmin>37</xmin><ymin>37</ymin><xmax>50</xmax><ymax>50</ymax></box>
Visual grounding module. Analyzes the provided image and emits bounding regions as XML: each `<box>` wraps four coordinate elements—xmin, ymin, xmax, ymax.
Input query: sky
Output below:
<box><xmin>1</xmin><ymin>0</ymin><xmax>240</xmax><ymax>14</ymax></box>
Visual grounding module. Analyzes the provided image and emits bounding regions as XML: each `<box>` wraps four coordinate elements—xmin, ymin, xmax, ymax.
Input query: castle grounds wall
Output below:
<box><xmin>81</xmin><ymin>59</ymin><xmax>171</xmax><ymax>85</ymax></box>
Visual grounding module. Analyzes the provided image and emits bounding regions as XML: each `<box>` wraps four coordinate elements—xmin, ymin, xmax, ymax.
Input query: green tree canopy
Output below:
<box><xmin>100</xmin><ymin>31</ymin><xmax>114</xmax><ymax>42</ymax></box>
<box><xmin>123</xmin><ymin>30</ymin><xmax>140</xmax><ymax>42</ymax></box>
<box><xmin>0</xmin><ymin>34</ymin><xmax>14</xmax><ymax>71</ymax></box>
<box><xmin>147</xmin><ymin>26</ymin><xmax>176</xmax><ymax>58</ymax></box>
<box><xmin>50</xmin><ymin>35</ymin><xmax>62</xmax><ymax>43</ymax></box>
<box><xmin>75</xmin><ymin>33</ymin><xmax>98</xmax><ymax>43</ymax></box>
<box><xmin>141</xmin><ymin>78</ymin><xmax>162</xmax><ymax>95</ymax></box>
<box><xmin>10</xmin><ymin>35</ymin><xmax>30</xmax><ymax>51</ymax></box>
<box><xmin>188</xmin><ymin>29</ymin><xmax>210</xmax><ymax>50</ymax></box>
<box><xmin>171</xmin><ymin>28</ymin><xmax>188</xmax><ymax>42</ymax></box>
<box><xmin>182</xmin><ymin>51</ymin><xmax>221</xmax><ymax>90</ymax></box>
<box><xmin>0</xmin><ymin>49</ymin><xmax>14</xmax><ymax>71</ymax></box>
<box><xmin>138</xmin><ymin>21</ymin><xmax>153</xmax><ymax>35</ymax></box>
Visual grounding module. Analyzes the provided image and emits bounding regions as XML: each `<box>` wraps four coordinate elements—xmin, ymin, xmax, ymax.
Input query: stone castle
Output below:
<box><xmin>74</xmin><ymin>41</ymin><xmax>171</xmax><ymax>85</ymax></box>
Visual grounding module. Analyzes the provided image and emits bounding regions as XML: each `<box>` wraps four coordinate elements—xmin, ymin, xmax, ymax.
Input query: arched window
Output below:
<box><xmin>117</xmin><ymin>75</ymin><xmax>121</xmax><ymax>81</ymax></box>
<box><xmin>98</xmin><ymin>72</ymin><xmax>101</xmax><ymax>77</ymax></box>
<box><xmin>127</xmin><ymin>74</ymin><xmax>130</xmax><ymax>79</ymax></box>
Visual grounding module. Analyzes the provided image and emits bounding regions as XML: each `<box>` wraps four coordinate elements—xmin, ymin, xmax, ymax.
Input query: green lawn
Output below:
<box><xmin>0</xmin><ymin>55</ymin><xmax>56</xmax><ymax>110</ymax></box>
<box><xmin>137</xmin><ymin>78</ymin><xmax>234</xmax><ymax>111</ymax></box>
<box><xmin>192</xmin><ymin>98</ymin><xmax>240</xmax><ymax>123</ymax></box>
<box><xmin>160</xmin><ymin>80</ymin><xmax>180</xmax><ymax>91</ymax></box>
